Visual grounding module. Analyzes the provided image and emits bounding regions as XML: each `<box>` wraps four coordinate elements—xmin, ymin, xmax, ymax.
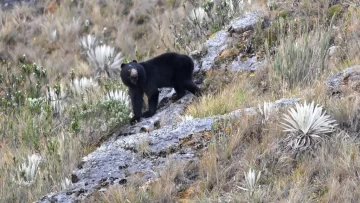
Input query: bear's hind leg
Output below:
<box><xmin>184</xmin><ymin>81</ymin><xmax>201</xmax><ymax>96</ymax></box>
<box><xmin>142</xmin><ymin>90</ymin><xmax>159</xmax><ymax>118</ymax></box>
<box><xmin>170</xmin><ymin>86</ymin><xmax>186</xmax><ymax>101</ymax></box>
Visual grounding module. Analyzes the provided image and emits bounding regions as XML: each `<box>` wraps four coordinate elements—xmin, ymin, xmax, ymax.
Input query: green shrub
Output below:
<box><xmin>271</xmin><ymin>26</ymin><xmax>331</xmax><ymax>88</ymax></box>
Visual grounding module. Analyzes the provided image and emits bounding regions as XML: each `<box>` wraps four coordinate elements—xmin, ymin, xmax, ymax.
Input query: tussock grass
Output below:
<box><xmin>328</xmin><ymin>94</ymin><xmax>360</xmax><ymax>132</ymax></box>
<box><xmin>187</xmin><ymin>85</ymin><xmax>247</xmax><ymax>118</ymax></box>
<box><xmin>271</xmin><ymin>25</ymin><xmax>332</xmax><ymax>88</ymax></box>
<box><xmin>188</xmin><ymin>72</ymin><xmax>269</xmax><ymax>118</ymax></box>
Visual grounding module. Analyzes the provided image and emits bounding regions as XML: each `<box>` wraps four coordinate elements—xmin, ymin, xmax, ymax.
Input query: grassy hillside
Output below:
<box><xmin>92</xmin><ymin>0</ymin><xmax>360</xmax><ymax>202</ymax></box>
<box><xmin>0</xmin><ymin>0</ymin><xmax>360</xmax><ymax>202</ymax></box>
<box><xmin>0</xmin><ymin>0</ymin><xmax>246</xmax><ymax>202</ymax></box>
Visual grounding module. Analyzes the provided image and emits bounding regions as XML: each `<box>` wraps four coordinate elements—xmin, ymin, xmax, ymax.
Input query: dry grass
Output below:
<box><xmin>100</xmin><ymin>103</ymin><xmax>360</xmax><ymax>203</ymax></box>
<box><xmin>89</xmin><ymin>160</ymin><xmax>188</xmax><ymax>203</ymax></box>
<box><xmin>1</xmin><ymin>0</ymin><xmax>360</xmax><ymax>202</ymax></box>
<box><xmin>187</xmin><ymin>72</ymin><xmax>273</xmax><ymax>118</ymax></box>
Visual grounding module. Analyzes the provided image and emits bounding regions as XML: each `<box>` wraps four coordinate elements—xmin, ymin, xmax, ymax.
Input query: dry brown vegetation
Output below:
<box><xmin>1</xmin><ymin>0</ymin><xmax>360</xmax><ymax>202</ymax></box>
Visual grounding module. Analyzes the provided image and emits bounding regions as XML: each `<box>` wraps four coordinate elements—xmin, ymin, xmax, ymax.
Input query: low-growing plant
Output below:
<box><xmin>12</xmin><ymin>154</ymin><xmax>42</xmax><ymax>186</ymax></box>
<box><xmin>180</xmin><ymin>114</ymin><xmax>194</xmax><ymax>122</ymax></box>
<box><xmin>0</xmin><ymin>58</ymin><xmax>131</xmax><ymax>202</ymax></box>
<box><xmin>80</xmin><ymin>34</ymin><xmax>97</xmax><ymax>51</ymax></box>
<box><xmin>258</xmin><ymin>101</ymin><xmax>276</xmax><ymax>123</ymax></box>
<box><xmin>238</xmin><ymin>168</ymin><xmax>262</xmax><ymax>200</ymax></box>
<box><xmin>79</xmin><ymin>34</ymin><xmax>124</xmax><ymax>78</ymax></box>
<box><xmin>280</xmin><ymin>101</ymin><xmax>337</xmax><ymax>152</ymax></box>
<box><xmin>70</xmin><ymin>77</ymin><xmax>99</xmax><ymax>96</ymax></box>
<box><xmin>60</xmin><ymin>177</ymin><xmax>73</xmax><ymax>190</ymax></box>
<box><xmin>0</xmin><ymin>61</ymin><xmax>48</xmax><ymax>111</ymax></box>
<box><xmin>86</xmin><ymin>44</ymin><xmax>123</xmax><ymax>78</ymax></box>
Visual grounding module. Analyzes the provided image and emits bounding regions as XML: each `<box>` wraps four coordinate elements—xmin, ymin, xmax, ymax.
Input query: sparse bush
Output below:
<box><xmin>187</xmin><ymin>73</ymin><xmax>254</xmax><ymax>117</ymax></box>
<box><xmin>121</xmin><ymin>0</ymin><xmax>134</xmax><ymax>15</ymax></box>
<box><xmin>327</xmin><ymin>95</ymin><xmax>360</xmax><ymax>133</ymax></box>
<box><xmin>0</xmin><ymin>61</ymin><xmax>48</xmax><ymax>111</ymax></box>
<box><xmin>271</xmin><ymin>26</ymin><xmax>332</xmax><ymax>88</ymax></box>
<box><xmin>0</xmin><ymin>58</ymin><xmax>130</xmax><ymax>202</ymax></box>
<box><xmin>95</xmin><ymin>89</ymin><xmax>132</xmax><ymax>127</ymax></box>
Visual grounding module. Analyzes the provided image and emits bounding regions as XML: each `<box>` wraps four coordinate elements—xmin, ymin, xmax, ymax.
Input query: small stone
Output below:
<box><xmin>76</xmin><ymin>188</ymin><xmax>86</xmax><ymax>196</ymax></box>
<box><xmin>140</xmin><ymin>125</ymin><xmax>151</xmax><ymax>133</ymax></box>
<box><xmin>109</xmin><ymin>177</ymin><xmax>117</xmax><ymax>183</ymax></box>
<box><xmin>71</xmin><ymin>174</ymin><xmax>79</xmax><ymax>183</ymax></box>
<box><xmin>119</xmin><ymin>179</ymin><xmax>127</xmax><ymax>185</ymax></box>
<box><xmin>77</xmin><ymin>161</ymin><xmax>85</xmax><ymax>169</ymax></box>
<box><xmin>101</xmin><ymin>181</ymin><xmax>109</xmax><ymax>187</ymax></box>
<box><xmin>66</xmin><ymin>191</ymin><xmax>73</xmax><ymax>195</ymax></box>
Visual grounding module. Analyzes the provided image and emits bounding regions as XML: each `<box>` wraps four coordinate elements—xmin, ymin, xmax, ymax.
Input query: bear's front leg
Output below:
<box><xmin>142</xmin><ymin>89</ymin><xmax>159</xmax><ymax>118</ymax></box>
<box><xmin>129</xmin><ymin>87</ymin><xmax>144</xmax><ymax>125</ymax></box>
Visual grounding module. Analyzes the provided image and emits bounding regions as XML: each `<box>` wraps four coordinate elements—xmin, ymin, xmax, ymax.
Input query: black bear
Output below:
<box><xmin>120</xmin><ymin>52</ymin><xmax>201</xmax><ymax>125</ymax></box>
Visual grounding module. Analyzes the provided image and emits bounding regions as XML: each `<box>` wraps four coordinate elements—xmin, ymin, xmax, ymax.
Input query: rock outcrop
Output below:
<box><xmin>327</xmin><ymin>65</ymin><xmax>360</xmax><ymax>96</ymax></box>
<box><xmin>38</xmin><ymin>94</ymin><xmax>300</xmax><ymax>203</ymax></box>
<box><xmin>193</xmin><ymin>12</ymin><xmax>264</xmax><ymax>72</ymax></box>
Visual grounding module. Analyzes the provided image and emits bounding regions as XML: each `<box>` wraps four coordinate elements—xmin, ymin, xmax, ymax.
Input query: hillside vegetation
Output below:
<box><xmin>0</xmin><ymin>0</ymin><xmax>360</xmax><ymax>202</ymax></box>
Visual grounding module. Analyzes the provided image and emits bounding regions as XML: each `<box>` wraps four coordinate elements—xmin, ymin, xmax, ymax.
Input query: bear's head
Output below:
<box><xmin>120</xmin><ymin>60</ymin><xmax>146</xmax><ymax>86</ymax></box>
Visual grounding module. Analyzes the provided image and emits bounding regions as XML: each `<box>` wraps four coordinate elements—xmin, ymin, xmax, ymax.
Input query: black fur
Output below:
<box><xmin>120</xmin><ymin>52</ymin><xmax>201</xmax><ymax>125</ymax></box>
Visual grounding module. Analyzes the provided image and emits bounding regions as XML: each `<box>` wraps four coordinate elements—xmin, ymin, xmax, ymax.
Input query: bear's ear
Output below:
<box><xmin>121</xmin><ymin>63</ymin><xmax>125</xmax><ymax>69</ymax></box>
<box><xmin>132</xmin><ymin>60</ymin><xmax>137</xmax><ymax>63</ymax></box>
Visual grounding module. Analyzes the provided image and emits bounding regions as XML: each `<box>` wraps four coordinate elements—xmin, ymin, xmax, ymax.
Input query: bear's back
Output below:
<box><xmin>141</xmin><ymin>52</ymin><xmax>194</xmax><ymax>88</ymax></box>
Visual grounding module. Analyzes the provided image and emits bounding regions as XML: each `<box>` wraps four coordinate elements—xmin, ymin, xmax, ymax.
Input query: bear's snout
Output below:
<box><xmin>130</xmin><ymin>68</ymin><xmax>138</xmax><ymax>85</ymax></box>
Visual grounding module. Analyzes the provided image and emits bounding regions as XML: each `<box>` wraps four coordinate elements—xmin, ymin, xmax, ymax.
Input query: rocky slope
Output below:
<box><xmin>36</xmin><ymin>12</ymin><xmax>273</xmax><ymax>203</ymax></box>
<box><xmin>35</xmin><ymin>8</ymin><xmax>360</xmax><ymax>203</ymax></box>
